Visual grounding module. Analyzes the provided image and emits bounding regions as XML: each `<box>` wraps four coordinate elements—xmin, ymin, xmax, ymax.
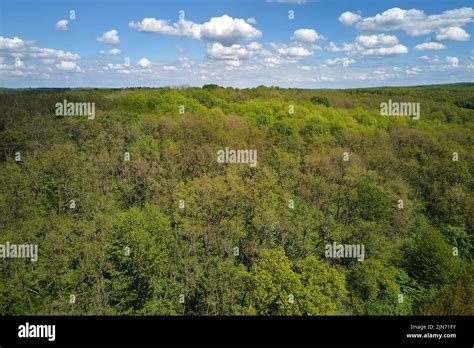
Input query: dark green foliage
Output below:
<box><xmin>403</xmin><ymin>222</ymin><xmax>464</xmax><ymax>287</ymax></box>
<box><xmin>417</xmin><ymin>261</ymin><xmax>474</xmax><ymax>315</ymax></box>
<box><xmin>310</xmin><ymin>96</ymin><xmax>330</xmax><ymax>107</ymax></box>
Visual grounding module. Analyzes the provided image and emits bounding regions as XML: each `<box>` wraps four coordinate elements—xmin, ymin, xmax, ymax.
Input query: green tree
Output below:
<box><xmin>403</xmin><ymin>221</ymin><xmax>463</xmax><ymax>287</ymax></box>
<box><xmin>251</xmin><ymin>249</ymin><xmax>348</xmax><ymax>315</ymax></box>
<box><xmin>108</xmin><ymin>204</ymin><xmax>178</xmax><ymax>314</ymax></box>
<box><xmin>417</xmin><ymin>261</ymin><xmax>474</xmax><ymax>315</ymax></box>
<box><xmin>310</xmin><ymin>96</ymin><xmax>330</xmax><ymax>107</ymax></box>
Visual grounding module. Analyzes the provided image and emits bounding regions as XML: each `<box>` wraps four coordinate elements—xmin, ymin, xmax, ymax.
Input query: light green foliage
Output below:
<box><xmin>251</xmin><ymin>248</ymin><xmax>347</xmax><ymax>315</ymax></box>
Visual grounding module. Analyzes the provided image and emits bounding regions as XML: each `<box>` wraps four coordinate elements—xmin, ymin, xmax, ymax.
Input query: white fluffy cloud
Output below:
<box><xmin>207</xmin><ymin>41</ymin><xmax>313</xmax><ymax>69</ymax></box>
<box><xmin>137</xmin><ymin>58</ymin><xmax>151</xmax><ymax>68</ymax></box>
<box><xmin>104</xmin><ymin>63</ymin><xmax>125</xmax><ymax>71</ymax></box>
<box><xmin>199</xmin><ymin>16</ymin><xmax>261</xmax><ymax>45</ymax></box>
<box><xmin>326</xmin><ymin>34</ymin><xmax>407</xmax><ymax>57</ymax></box>
<box><xmin>129</xmin><ymin>18</ymin><xmax>194</xmax><ymax>37</ymax></box>
<box><xmin>446</xmin><ymin>56</ymin><xmax>459</xmax><ymax>66</ymax></box>
<box><xmin>414</xmin><ymin>42</ymin><xmax>447</xmax><ymax>51</ymax></box>
<box><xmin>206</xmin><ymin>41</ymin><xmax>269</xmax><ymax>67</ymax></box>
<box><xmin>360</xmin><ymin>45</ymin><xmax>408</xmax><ymax>56</ymax></box>
<box><xmin>325</xmin><ymin>57</ymin><xmax>355</xmax><ymax>66</ymax></box>
<box><xmin>56</xmin><ymin>61</ymin><xmax>79</xmax><ymax>71</ymax></box>
<box><xmin>355</xmin><ymin>34</ymin><xmax>398</xmax><ymax>48</ymax></box>
<box><xmin>344</xmin><ymin>7</ymin><xmax>474</xmax><ymax>37</ymax></box>
<box><xmin>207</xmin><ymin>43</ymin><xmax>253</xmax><ymax>60</ymax></box>
<box><xmin>96</xmin><ymin>29</ymin><xmax>120</xmax><ymax>44</ymax></box>
<box><xmin>435</xmin><ymin>27</ymin><xmax>470</xmax><ymax>41</ymax></box>
<box><xmin>29</xmin><ymin>47</ymin><xmax>80</xmax><ymax>60</ymax></box>
<box><xmin>339</xmin><ymin>11</ymin><xmax>361</xmax><ymax>26</ymax></box>
<box><xmin>274</xmin><ymin>44</ymin><xmax>313</xmax><ymax>57</ymax></box>
<box><xmin>325</xmin><ymin>42</ymin><xmax>352</xmax><ymax>53</ymax></box>
<box><xmin>55</xmin><ymin>20</ymin><xmax>68</xmax><ymax>31</ymax></box>
<box><xmin>129</xmin><ymin>15</ymin><xmax>261</xmax><ymax>46</ymax></box>
<box><xmin>98</xmin><ymin>48</ymin><xmax>121</xmax><ymax>55</ymax></box>
<box><xmin>293</xmin><ymin>29</ymin><xmax>325</xmax><ymax>43</ymax></box>
<box><xmin>0</xmin><ymin>36</ymin><xmax>81</xmax><ymax>80</ymax></box>
<box><xmin>0</xmin><ymin>36</ymin><xmax>26</xmax><ymax>49</ymax></box>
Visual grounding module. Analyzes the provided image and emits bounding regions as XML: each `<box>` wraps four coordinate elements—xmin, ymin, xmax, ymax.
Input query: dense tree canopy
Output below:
<box><xmin>0</xmin><ymin>84</ymin><xmax>472</xmax><ymax>315</ymax></box>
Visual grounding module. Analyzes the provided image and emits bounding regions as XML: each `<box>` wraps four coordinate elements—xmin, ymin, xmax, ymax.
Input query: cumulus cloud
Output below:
<box><xmin>55</xmin><ymin>20</ymin><xmax>68</xmax><ymax>31</ymax></box>
<box><xmin>29</xmin><ymin>47</ymin><xmax>80</xmax><ymax>60</ymax></box>
<box><xmin>0</xmin><ymin>36</ymin><xmax>82</xmax><ymax>80</ymax></box>
<box><xmin>355</xmin><ymin>34</ymin><xmax>398</xmax><ymax>48</ymax></box>
<box><xmin>206</xmin><ymin>41</ymin><xmax>270</xmax><ymax>67</ymax></box>
<box><xmin>416</xmin><ymin>55</ymin><xmax>442</xmax><ymax>64</ymax></box>
<box><xmin>0</xmin><ymin>36</ymin><xmax>26</xmax><ymax>49</ymax></box>
<box><xmin>128</xmin><ymin>18</ymin><xmax>192</xmax><ymax>36</ymax></box>
<box><xmin>104</xmin><ymin>63</ymin><xmax>125</xmax><ymax>71</ymax></box>
<box><xmin>343</xmin><ymin>7</ymin><xmax>474</xmax><ymax>37</ymax></box>
<box><xmin>446</xmin><ymin>56</ymin><xmax>459</xmax><ymax>66</ymax></box>
<box><xmin>246</xmin><ymin>18</ymin><xmax>257</xmax><ymax>24</ymax></box>
<box><xmin>293</xmin><ymin>29</ymin><xmax>325</xmax><ymax>43</ymax></box>
<box><xmin>199</xmin><ymin>16</ymin><xmax>261</xmax><ymax>45</ymax></box>
<box><xmin>137</xmin><ymin>58</ymin><xmax>151</xmax><ymax>68</ymax></box>
<box><xmin>98</xmin><ymin>48</ymin><xmax>122</xmax><ymax>55</ymax></box>
<box><xmin>274</xmin><ymin>44</ymin><xmax>313</xmax><ymax>57</ymax></box>
<box><xmin>361</xmin><ymin>45</ymin><xmax>408</xmax><ymax>56</ymax></box>
<box><xmin>129</xmin><ymin>15</ymin><xmax>261</xmax><ymax>46</ymax></box>
<box><xmin>325</xmin><ymin>34</ymin><xmax>407</xmax><ymax>57</ymax></box>
<box><xmin>435</xmin><ymin>27</ymin><xmax>470</xmax><ymax>41</ymax></box>
<box><xmin>207</xmin><ymin>43</ymin><xmax>254</xmax><ymax>60</ymax></box>
<box><xmin>339</xmin><ymin>11</ymin><xmax>361</xmax><ymax>26</ymax></box>
<box><xmin>325</xmin><ymin>42</ymin><xmax>352</xmax><ymax>53</ymax></box>
<box><xmin>96</xmin><ymin>29</ymin><xmax>120</xmax><ymax>44</ymax></box>
<box><xmin>56</xmin><ymin>61</ymin><xmax>79</xmax><ymax>71</ymax></box>
<box><xmin>325</xmin><ymin>57</ymin><xmax>355</xmax><ymax>66</ymax></box>
<box><xmin>206</xmin><ymin>41</ymin><xmax>313</xmax><ymax>69</ymax></box>
<box><xmin>414</xmin><ymin>42</ymin><xmax>447</xmax><ymax>51</ymax></box>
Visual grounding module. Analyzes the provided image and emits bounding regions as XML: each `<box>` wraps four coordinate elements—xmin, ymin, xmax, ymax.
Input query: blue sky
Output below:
<box><xmin>0</xmin><ymin>0</ymin><xmax>473</xmax><ymax>88</ymax></box>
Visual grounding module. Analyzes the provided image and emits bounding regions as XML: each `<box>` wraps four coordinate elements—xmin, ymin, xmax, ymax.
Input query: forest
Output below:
<box><xmin>0</xmin><ymin>83</ymin><xmax>473</xmax><ymax>315</ymax></box>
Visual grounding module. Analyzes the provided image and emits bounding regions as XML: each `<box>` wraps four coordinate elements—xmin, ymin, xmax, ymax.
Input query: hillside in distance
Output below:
<box><xmin>0</xmin><ymin>84</ymin><xmax>473</xmax><ymax>315</ymax></box>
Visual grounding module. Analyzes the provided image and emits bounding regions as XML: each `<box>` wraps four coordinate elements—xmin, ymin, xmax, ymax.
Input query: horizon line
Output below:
<box><xmin>1</xmin><ymin>82</ymin><xmax>473</xmax><ymax>91</ymax></box>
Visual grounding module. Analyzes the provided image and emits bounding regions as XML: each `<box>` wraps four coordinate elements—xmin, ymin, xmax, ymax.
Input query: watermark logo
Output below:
<box><xmin>325</xmin><ymin>242</ymin><xmax>365</xmax><ymax>262</ymax></box>
<box><xmin>380</xmin><ymin>99</ymin><xmax>420</xmax><ymax>120</ymax></box>
<box><xmin>217</xmin><ymin>147</ymin><xmax>257</xmax><ymax>167</ymax></box>
<box><xmin>55</xmin><ymin>99</ymin><xmax>95</xmax><ymax>120</ymax></box>
<box><xmin>0</xmin><ymin>242</ymin><xmax>38</xmax><ymax>262</ymax></box>
<box><xmin>18</xmin><ymin>322</ymin><xmax>55</xmax><ymax>342</ymax></box>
